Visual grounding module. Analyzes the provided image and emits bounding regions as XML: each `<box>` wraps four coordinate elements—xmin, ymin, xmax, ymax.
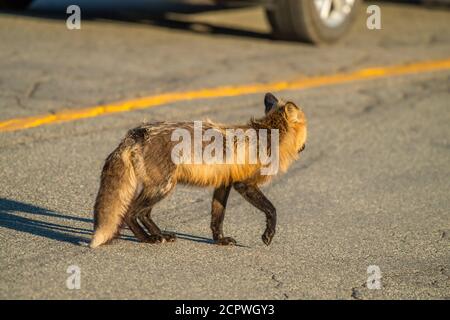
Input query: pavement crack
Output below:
<box><xmin>25</xmin><ymin>79</ymin><xmax>46</xmax><ymax>99</ymax></box>
<box><xmin>14</xmin><ymin>96</ymin><xmax>27</xmax><ymax>109</ymax></box>
<box><xmin>351</xmin><ymin>288</ymin><xmax>362</xmax><ymax>300</ymax></box>
<box><xmin>350</xmin><ymin>282</ymin><xmax>367</xmax><ymax>300</ymax></box>
<box><xmin>439</xmin><ymin>230</ymin><xmax>449</xmax><ymax>241</ymax></box>
<box><xmin>271</xmin><ymin>274</ymin><xmax>283</xmax><ymax>288</ymax></box>
<box><xmin>438</xmin><ymin>266</ymin><xmax>449</xmax><ymax>280</ymax></box>
<box><xmin>258</xmin><ymin>267</ymin><xmax>289</xmax><ymax>299</ymax></box>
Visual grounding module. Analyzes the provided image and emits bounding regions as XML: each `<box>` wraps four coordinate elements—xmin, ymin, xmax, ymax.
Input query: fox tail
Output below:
<box><xmin>90</xmin><ymin>146</ymin><xmax>137</xmax><ymax>248</ymax></box>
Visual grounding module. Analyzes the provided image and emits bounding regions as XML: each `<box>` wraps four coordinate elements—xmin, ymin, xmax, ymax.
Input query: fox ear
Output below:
<box><xmin>283</xmin><ymin>102</ymin><xmax>300</xmax><ymax>122</ymax></box>
<box><xmin>264</xmin><ymin>92</ymin><xmax>278</xmax><ymax>114</ymax></box>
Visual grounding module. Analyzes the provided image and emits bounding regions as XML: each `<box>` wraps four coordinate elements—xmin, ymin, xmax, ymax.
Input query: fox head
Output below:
<box><xmin>263</xmin><ymin>92</ymin><xmax>307</xmax><ymax>155</ymax></box>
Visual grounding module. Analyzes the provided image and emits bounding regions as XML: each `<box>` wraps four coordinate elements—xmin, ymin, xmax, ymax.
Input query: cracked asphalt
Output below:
<box><xmin>0</xmin><ymin>1</ymin><xmax>449</xmax><ymax>299</ymax></box>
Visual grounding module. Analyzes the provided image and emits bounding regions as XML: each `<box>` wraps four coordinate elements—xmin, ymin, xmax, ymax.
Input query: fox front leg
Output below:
<box><xmin>210</xmin><ymin>185</ymin><xmax>235</xmax><ymax>245</ymax></box>
<box><xmin>233</xmin><ymin>182</ymin><xmax>276</xmax><ymax>245</ymax></box>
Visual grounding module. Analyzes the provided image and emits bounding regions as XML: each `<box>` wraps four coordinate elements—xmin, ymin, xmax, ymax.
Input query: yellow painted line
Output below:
<box><xmin>1</xmin><ymin>58</ymin><xmax>450</xmax><ymax>133</ymax></box>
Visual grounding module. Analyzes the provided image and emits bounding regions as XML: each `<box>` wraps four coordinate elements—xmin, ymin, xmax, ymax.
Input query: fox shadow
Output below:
<box><xmin>0</xmin><ymin>198</ymin><xmax>215</xmax><ymax>246</ymax></box>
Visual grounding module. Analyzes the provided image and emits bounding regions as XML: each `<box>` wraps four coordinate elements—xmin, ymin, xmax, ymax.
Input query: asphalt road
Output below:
<box><xmin>0</xmin><ymin>1</ymin><xmax>449</xmax><ymax>299</ymax></box>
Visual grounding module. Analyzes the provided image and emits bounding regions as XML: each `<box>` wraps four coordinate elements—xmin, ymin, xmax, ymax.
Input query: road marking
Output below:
<box><xmin>1</xmin><ymin>58</ymin><xmax>449</xmax><ymax>133</ymax></box>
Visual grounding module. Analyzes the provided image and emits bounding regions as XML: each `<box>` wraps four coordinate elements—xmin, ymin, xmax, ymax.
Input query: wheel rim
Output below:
<box><xmin>313</xmin><ymin>0</ymin><xmax>356</xmax><ymax>28</ymax></box>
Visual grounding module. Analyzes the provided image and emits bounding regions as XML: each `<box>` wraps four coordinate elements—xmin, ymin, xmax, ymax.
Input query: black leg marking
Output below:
<box><xmin>233</xmin><ymin>182</ymin><xmax>276</xmax><ymax>246</ymax></box>
<box><xmin>125</xmin><ymin>193</ymin><xmax>167</xmax><ymax>244</ymax></box>
<box><xmin>124</xmin><ymin>209</ymin><xmax>152</xmax><ymax>243</ymax></box>
<box><xmin>210</xmin><ymin>185</ymin><xmax>235</xmax><ymax>245</ymax></box>
<box><xmin>141</xmin><ymin>212</ymin><xmax>177</xmax><ymax>243</ymax></box>
<box><xmin>137</xmin><ymin>189</ymin><xmax>177</xmax><ymax>243</ymax></box>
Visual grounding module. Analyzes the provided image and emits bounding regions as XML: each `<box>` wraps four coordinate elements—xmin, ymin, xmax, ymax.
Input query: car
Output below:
<box><xmin>265</xmin><ymin>0</ymin><xmax>361</xmax><ymax>43</ymax></box>
<box><xmin>0</xmin><ymin>0</ymin><xmax>362</xmax><ymax>44</ymax></box>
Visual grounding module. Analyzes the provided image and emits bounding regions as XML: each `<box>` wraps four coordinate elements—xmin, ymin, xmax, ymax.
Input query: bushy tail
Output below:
<box><xmin>90</xmin><ymin>147</ymin><xmax>137</xmax><ymax>248</ymax></box>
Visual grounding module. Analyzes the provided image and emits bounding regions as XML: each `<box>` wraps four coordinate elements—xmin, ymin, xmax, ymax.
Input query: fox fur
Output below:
<box><xmin>90</xmin><ymin>93</ymin><xmax>307</xmax><ymax>248</ymax></box>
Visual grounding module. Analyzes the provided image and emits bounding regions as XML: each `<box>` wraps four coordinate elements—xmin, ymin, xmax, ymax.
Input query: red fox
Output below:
<box><xmin>90</xmin><ymin>93</ymin><xmax>307</xmax><ymax>248</ymax></box>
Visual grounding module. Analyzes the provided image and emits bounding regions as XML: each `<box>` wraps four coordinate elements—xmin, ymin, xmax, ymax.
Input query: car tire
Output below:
<box><xmin>266</xmin><ymin>0</ymin><xmax>361</xmax><ymax>44</ymax></box>
<box><xmin>0</xmin><ymin>0</ymin><xmax>33</xmax><ymax>10</ymax></box>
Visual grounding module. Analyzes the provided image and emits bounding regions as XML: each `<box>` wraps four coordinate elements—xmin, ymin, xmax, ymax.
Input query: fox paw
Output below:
<box><xmin>161</xmin><ymin>232</ymin><xmax>177</xmax><ymax>242</ymax></box>
<box><xmin>216</xmin><ymin>237</ymin><xmax>237</xmax><ymax>246</ymax></box>
<box><xmin>261</xmin><ymin>230</ymin><xmax>275</xmax><ymax>246</ymax></box>
<box><xmin>143</xmin><ymin>234</ymin><xmax>166</xmax><ymax>244</ymax></box>
<box><xmin>144</xmin><ymin>233</ymin><xmax>177</xmax><ymax>244</ymax></box>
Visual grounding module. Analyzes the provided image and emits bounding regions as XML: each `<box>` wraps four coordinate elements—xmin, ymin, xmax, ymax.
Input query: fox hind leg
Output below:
<box><xmin>140</xmin><ymin>206</ymin><xmax>177</xmax><ymax>243</ymax></box>
<box><xmin>210</xmin><ymin>185</ymin><xmax>235</xmax><ymax>245</ymax></box>
<box><xmin>140</xmin><ymin>207</ymin><xmax>160</xmax><ymax>234</ymax></box>
<box><xmin>124</xmin><ymin>199</ymin><xmax>153</xmax><ymax>243</ymax></box>
<box><xmin>128</xmin><ymin>181</ymin><xmax>176</xmax><ymax>243</ymax></box>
